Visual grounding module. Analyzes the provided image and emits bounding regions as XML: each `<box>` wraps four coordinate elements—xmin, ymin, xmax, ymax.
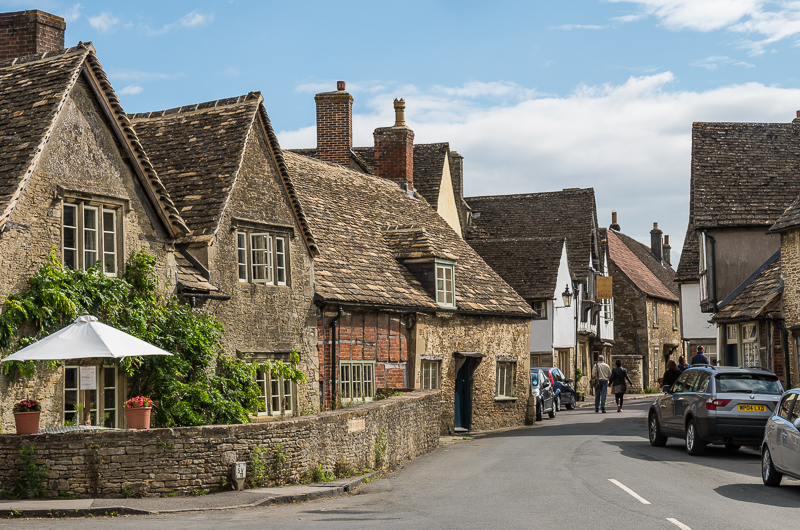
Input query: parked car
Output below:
<box><xmin>648</xmin><ymin>366</ymin><xmax>783</xmax><ymax>455</ymax></box>
<box><xmin>761</xmin><ymin>388</ymin><xmax>800</xmax><ymax>487</ymax></box>
<box><xmin>530</xmin><ymin>368</ymin><xmax>556</xmax><ymax>421</ymax></box>
<box><xmin>539</xmin><ymin>367</ymin><xmax>577</xmax><ymax>411</ymax></box>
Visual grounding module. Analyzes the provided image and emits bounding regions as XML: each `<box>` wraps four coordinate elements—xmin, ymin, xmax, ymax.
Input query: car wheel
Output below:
<box><xmin>556</xmin><ymin>396</ymin><xmax>561</xmax><ymax>412</ymax></box>
<box><xmin>648</xmin><ymin>413</ymin><xmax>668</xmax><ymax>447</ymax></box>
<box><xmin>548</xmin><ymin>402</ymin><xmax>556</xmax><ymax>418</ymax></box>
<box><xmin>567</xmin><ymin>394</ymin><xmax>576</xmax><ymax>410</ymax></box>
<box><xmin>762</xmin><ymin>446</ymin><xmax>783</xmax><ymax>487</ymax></box>
<box><xmin>724</xmin><ymin>444</ymin><xmax>741</xmax><ymax>451</ymax></box>
<box><xmin>685</xmin><ymin>419</ymin><xmax>706</xmax><ymax>456</ymax></box>
<box><xmin>536</xmin><ymin>402</ymin><xmax>543</xmax><ymax>422</ymax></box>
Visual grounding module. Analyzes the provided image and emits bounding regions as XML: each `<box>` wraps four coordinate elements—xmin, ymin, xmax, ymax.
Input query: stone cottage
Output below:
<box><xmin>285</xmin><ymin>101</ymin><xmax>533</xmax><ymax>434</ymax></box>
<box><xmin>769</xmin><ymin>198</ymin><xmax>800</xmax><ymax>387</ymax></box>
<box><xmin>605</xmin><ymin>216</ymin><xmax>681</xmax><ymax>392</ymax></box>
<box><xmin>129</xmin><ymin>94</ymin><xmax>321</xmax><ymax>415</ymax></box>
<box><xmin>291</xmin><ymin>82</ymin><xmax>471</xmax><ymax>237</ymax></box>
<box><xmin>464</xmin><ymin>188</ymin><xmax>614</xmax><ymax>393</ymax></box>
<box><xmin>0</xmin><ymin>12</ymin><xmax>194</xmax><ymax>431</ymax></box>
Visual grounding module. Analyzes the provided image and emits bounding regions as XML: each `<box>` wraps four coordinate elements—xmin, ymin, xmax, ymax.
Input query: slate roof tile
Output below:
<box><xmin>607</xmin><ymin>230</ymin><xmax>678</xmax><ymax>302</ymax></box>
<box><xmin>464</xmin><ymin>189</ymin><xmax>599</xmax><ymax>282</ymax></box>
<box><xmin>675</xmin><ymin>228</ymin><xmax>700</xmax><ymax>282</ymax></box>
<box><xmin>284</xmin><ymin>151</ymin><xmax>532</xmax><ymax>315</ymax></box>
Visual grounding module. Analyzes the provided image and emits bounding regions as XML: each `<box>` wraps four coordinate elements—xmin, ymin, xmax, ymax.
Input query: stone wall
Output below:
<box><xmin>0</xmin><ymin>79</ymin><xmax>177</xmax><ymax>433</ymax></box>
<box><xmin>781</xmin><ymin>231</ymin><xmax>800</xmax><ymax>388</ymax></box>
<box><xmin>0</xmin><ymin>390</ymin><xmax>440</xmax><ymax>498</ymax></box>
<box><xmin>412</xmin><ymin>312</ymin><xmax>531</xmax><ymax>434</ymax></box>
<box><xmin>609</xmin><ymin>354</ymin><xmax>643</xmax><ymax>393</ymax></box>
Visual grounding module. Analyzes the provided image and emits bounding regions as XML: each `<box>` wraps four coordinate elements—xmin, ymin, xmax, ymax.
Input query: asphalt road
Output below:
<box><xmin>13</xmin><ymin>400</ymin><xmax>800</xmax><ymax>529</ymax></box>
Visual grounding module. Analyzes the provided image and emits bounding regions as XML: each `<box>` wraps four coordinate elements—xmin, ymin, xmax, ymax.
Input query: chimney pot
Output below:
<box><xmin>650</xmin><ymin>222</ymin><xmax>663</xmax><ymax>262</ymax></box>
<box><xmin>315</xmin><ymin>81</ymin><xmax>353</xmax><ymax>165</ymax></box>
<box><xmin>337</xmin><ymin>80</ymin><xmax>345</xmax><ymax>91</ymax></box>
<box><xmin>610</xmin><ymin>210</ymin><xmax>620</xmax><ymax>231</ymax></box>
<box><xmin>796</xmin><ymin>110</ymin><xmax>800</xmax><ymax>118</ymax></box>
<box><xmin>393</xmin><ymin>98</ymin><xmax>406</xmax><ymax>127</ymax></box>
<box><xmin>664</xmin><ymin>234</ymin><xmax>670</xmax><ymax>245</ymax></box>
<box><xmin>663</xmin><ymin>234</ymin><xmax>672</xmax><ymax>266</ymax></box>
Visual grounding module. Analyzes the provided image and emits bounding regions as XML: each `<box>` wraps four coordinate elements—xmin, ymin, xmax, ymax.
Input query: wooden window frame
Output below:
<box><xmin>63</xmin><ymin>364</ymin><xmax>118</xmax><ymax>427</ymax></box>
<box><xmin>237</xmin><ymin>229</ymin><xmax>291</xmax><ymax>287</ymax></box>
<box><xmin>421</xmin><ymin>359</ymin><xmax>440</xmax><ymax>389</ymax></box>
<box><xmin>531</xmin><ymin>300</ymin><xmax>547</xmax><ymax>320</ymax></box>
<box><xmin>435</xmin><ymin>260</ymin><xmax>456</xmax><ymax>308</ymax></box>
<box><xmin>652</xmin><ymin>300</ymin><xmax>659</xmax><ymax>328</ymax></box>
<box><xmin>255</xmin><ymin>367</ymin><xmax>296</xmax><ymax>416</ymax></box>
<box><xmin>62</xmin><ymin>202</ymin><xmax>121</xmax><ymax>276</ymax></box>
<box><xmin>339</xmin><ymin>361</ymin><xmax>376</xmax><ymax>402</ymax></box>
<box><xmin>236</xmin><ymin>232</ymin><xmax>248</xmax><ymax>282</ymax></box>
<box><xmin>275</xmin><ymin>236</ymin><xmax>287</xmax><ymax>286</ymax></box>
<box><xmin>495</xmin><ymin>361</ymin><xmax>516</xmax><ymax>399</ymax></box>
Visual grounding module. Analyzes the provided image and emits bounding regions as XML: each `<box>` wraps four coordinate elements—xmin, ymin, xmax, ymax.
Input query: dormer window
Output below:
<box><xmin>435</xmin><ymin>260</ymin><xmax>455</xmax><ymax>308</ymax></box>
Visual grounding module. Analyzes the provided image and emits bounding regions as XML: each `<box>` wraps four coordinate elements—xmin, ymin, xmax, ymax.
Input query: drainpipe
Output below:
<box><xmin>328</xmin><ymin>306</ymin><xmax>342</xmax><ymax>408</ymax></box>
<box><xmin>776</xmin><ymin>320</ymin><xmax>791</xmax><ymax>390</ymax></box>
<box><xmin>701</xmin><ymin>231</ymin><xmax>718</xmax><ymax>312</ymax></box>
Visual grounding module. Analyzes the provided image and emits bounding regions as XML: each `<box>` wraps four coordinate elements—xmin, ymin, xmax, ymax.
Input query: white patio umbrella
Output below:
<box><xmin>0</xmin><ymin>313</ymin><xmax>173</xmax><ymax>362</ymax></box>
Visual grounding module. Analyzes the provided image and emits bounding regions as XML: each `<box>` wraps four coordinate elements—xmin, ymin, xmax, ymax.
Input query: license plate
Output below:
<box><xmin>737</xmin><ymin>404</ymin><xmax>766</xmax><ymax>412</ymax></box>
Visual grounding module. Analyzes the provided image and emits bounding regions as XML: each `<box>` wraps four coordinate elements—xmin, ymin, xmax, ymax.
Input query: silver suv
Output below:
<box><xmin>648</xmin><ymin>366</ymin><xmax>783</xmax><ymax>455</ymax></box>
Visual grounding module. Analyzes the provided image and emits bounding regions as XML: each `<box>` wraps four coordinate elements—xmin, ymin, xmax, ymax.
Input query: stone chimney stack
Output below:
<box><xmin>651</xmin><ymin>222</ymin><xmax>663</xmax><ymax>262</ymax></box>
<box><xmin>610</xmin><ymin>210</ymin><xmax>621</xmax><ymax>231</ymax></box>
<box><xmin>315</xmin><ymin>81</ymin><xmax>353</xmax><ymax>166</ymax></box>
<box><xmin>374</xmin><ymin>98</ymin><xmax>415</xmax><ymax>190</ymax></box>
<box><xmin>0</xmin><ymin>10</ymin><xmax>65</xmax><ymax>61</ymax></box>
<box><xmin>663</xmin><ymin>234</ymin><xmax>671</xmax><ymax>266</ymax></box>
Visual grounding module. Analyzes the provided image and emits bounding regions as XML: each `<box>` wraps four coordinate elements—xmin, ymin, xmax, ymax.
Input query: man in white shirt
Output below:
<box><xmin>592</xmin><ymin>355</ymin><xmax>612</xmax><ymax>413</ymax></box>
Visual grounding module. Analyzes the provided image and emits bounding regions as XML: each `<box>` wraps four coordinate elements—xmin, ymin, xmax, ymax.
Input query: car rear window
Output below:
<box><xmin>716</xmin><ymin>373</ymin><xmax>783</xmax><ymax>394</ymax></box>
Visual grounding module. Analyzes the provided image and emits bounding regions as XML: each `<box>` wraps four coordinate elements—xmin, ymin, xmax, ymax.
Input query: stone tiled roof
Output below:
<box><xmin>287</xmin><ymin>143</ymin><xmax>451</xmax><ymax>207</ymax></box>
<box><xmin>382</xmin><ymin>225</ymin><xmax>456</xmax><ymax>260</ymax></box>
<box><xmin>771</xmin><ymin>194</ymin><xmax>800</xmax><ymax>232</ymax></box>
<box><xmin>675</xmin><ymin>228</ymin><xmax>700</xmax><ymax>282</ymax></box>
<box><xmin>465</xmin><ymin>188</ymin><xmax>599</xmax><ymax>282</ymax></box>
<box><xmin>712</xmin><ymin>253</ymin><xmax>781</xmax><ymax>322</ymax></box>
<box><xmin>691</xmin><ymin>121</ymin><xmax>800</xmax><ymax>229</ymax></box>
<box><xmin>607</xmin><ymin>230</ymin><xmax>678</xmax><ymax>302</ymax></box>
<box><xmin>467</xmin><ymin>237</ymin><xmax>565</xmax><ymax>300</ymax></box>
<box><xmin>130</xmin><ymin>94</ymin><xmax>318</xmax><ymax>255</ymax></box>
<box><xmin>175</xmin><ymin>253</ymin><xmax>218</xmax><ymax>292</ymax></box>
<box><xmin>284</xmin><ymin>151</ymin><xmax>533</xmax><ymax>316</ymax></box>
<box><xmin>612</xmin><ymin>230</ymin><xmax>679</xmax><ymax>298</ymax></box>
<box><xmin>0</xmin><ymin>44</ymin><xmax>189</xmax><ymax>235</ymax></box>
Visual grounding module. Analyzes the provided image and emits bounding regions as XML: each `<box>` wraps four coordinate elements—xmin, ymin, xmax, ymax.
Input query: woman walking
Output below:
<box><xmin>610</xmin><ymin>359</ymin><xmax>633</xmax><ymax>412</ymax></box>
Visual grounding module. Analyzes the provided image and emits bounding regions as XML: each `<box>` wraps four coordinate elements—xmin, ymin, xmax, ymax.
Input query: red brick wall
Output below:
<box><xmin>374</xmin><ymin>126</ymin><xmax>414</xmax><ymax>189</ymax></box>
<box><xmin>315</xmin><ymin>90</ymin><xmax>352</xmax><ymax>166</ymax></box>
<box><xmin>0</xmin><ymin>10</ymin><xmax>65</xmax><ymax>61</ymax></box>
<box><xmin>317</xmin><ymin>309</ymin><xmax>409</xmax><ymax>407</ymax></box>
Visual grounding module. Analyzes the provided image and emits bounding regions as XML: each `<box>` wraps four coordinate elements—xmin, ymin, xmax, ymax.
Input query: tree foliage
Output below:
<box><xmin>0</xmin><ymin>250</ymin><xmax>305</xmax><ymax>427</ymax></box>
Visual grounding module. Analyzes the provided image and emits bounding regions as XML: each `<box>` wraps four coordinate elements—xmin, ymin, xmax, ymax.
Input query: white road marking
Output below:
<box><xmin>666</xmin><ymin>518</ymin><xmax>692</xmax><ymax>530</ymax></box>
<box><xmin>608</xmin><ymin>479</ymin><xmax>651</xmax><ymax>504</ymax></box>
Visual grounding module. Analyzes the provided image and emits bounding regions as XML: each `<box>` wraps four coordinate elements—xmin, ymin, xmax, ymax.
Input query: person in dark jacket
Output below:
<box><xmin>661</xmin><ymin>360</ymin><xmax>681</xmax><ymax>392</ymax></box>
<box><xmin>609</xmin><ymin>359</ymin><xmax>634</xmax><ymax>412</ymax></box>
<box><xmin>677</xmin><ymin>355</ymin><xmax>689</xmax><ymax>372</ymax></box>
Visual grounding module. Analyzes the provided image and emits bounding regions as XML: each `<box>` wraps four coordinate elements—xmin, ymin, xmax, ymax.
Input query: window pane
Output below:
<box><xmin>270</xmin><ymin>372</ymin><xmax>280</xmax><ymax>413</ymax></box>
<box><xmin>283</xmin><ymin>379</ymin><xmax>292</xmax><ymax>412</ymax></box>
<box><xmin>237</xmin><ymin>233</ymin><xmax>247</xmax><ymax>281</ymax></box>
<box><xmin>353</xmin><ymin>364</ymin><xmax>363</xmax><ymax>398</ymax></box>
<box><xmin>364</xmin><ymin>364</ymin><xmax>374</xmax><ymax>397</ymax></box>
<box><xmin>102</xmin><ymin>210</ymin><xmax>116</xmax><ymax>275</ymax></box>
<box><xmin>63</xmin><ymin>204</ymin><xmax>78</xmax><ymax>269</ymax></box>
<box><xmin>340</xmin><ymin>364</ymin><xmax>351</xmax><ymax>399</ymax></box>
<box><xmin>251</xmin><ymin>235</ymin><xmax>267</xmax><ymax>281</ymax></box>
<box><xmin>84</xmin><ymin>207</ymin><xmax>98</xmax><ymax>268</ymax></box>
<box><xmin>275</xmin><ymin>237</ymin><xmax>286</xmax><ymax>285</ymax></box>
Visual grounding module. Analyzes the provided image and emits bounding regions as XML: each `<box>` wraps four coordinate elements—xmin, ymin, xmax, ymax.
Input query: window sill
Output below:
<box><xmin>494</xmin><ymin>396</ymin><xmax>518</xmax><ymax>402</ymax></box>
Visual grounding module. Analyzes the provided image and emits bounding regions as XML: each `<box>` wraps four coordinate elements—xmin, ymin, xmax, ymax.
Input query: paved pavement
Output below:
<box><xmin>6</xmin><ymin>400</ymin><xmax>800</xmax><ymax>528</ymax></box>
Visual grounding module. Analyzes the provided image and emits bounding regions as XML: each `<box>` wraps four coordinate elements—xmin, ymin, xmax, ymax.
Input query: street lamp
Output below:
<box><xmin>562</xmin><ymin>284</ymin><xmax>580</xmax><ymax>394</ymax></box>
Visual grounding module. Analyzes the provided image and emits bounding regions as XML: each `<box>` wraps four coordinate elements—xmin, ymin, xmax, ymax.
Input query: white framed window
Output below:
<box><xmin>421</xmin><ymin>360</ymin><xmax>440</xmax><ymax>389</ymax></box>
<box><xmin>531</xmin><ymin>301</ymin><xmax>547</xmax><ymax>319</ymax></box>
<box><xmin>237</xmin><ymin>232</ymin><xmax>247</xmax><ymax>282</ymax></box>
<box><xmin>726</xmin><ymin>324</ymin><xmax>739</xmax><ymax>343</ymax></box>
<box><xmin>435</xmin><ymin>261</ymin><xmax>455</xmax><ymax>308</ymax></box>
<box><xmin>62</xmin><ymin>202</ymin><xmax>120</xmax><ymax>275</ymax></box>
<box><xmin>699</xmin><ymin>233</ymin><xmax>706</xmax><ymax>273</ymax></box>
<box><xmin>741</xmin><ymin>323</ymin><xmax>759</xmax><ymax>368</ymax></box>
<box><xmin>103</xmin><ymin>366</ymin><xmax>118</xmax><ymax>428</ymax></box>
<box><xmin>672</xmin><ymin>306</ymin><xmax>678</xmax><ymax>330</ymax></box>
<box><xmin>652</xmin><ymin>300</ymin><xmax>658</xmax><ymax>328</ymax></box>
<box><xmin>255</xmin><ymin>368</ymin><xmax>295</xmax><ymax>416</ymax></box>
<box><xmin>496</xmin><ymin>361</ymin><xmax>515</xmax><ymax>398</ymax></box>
<box><xmin>340</xmin><ymin>361</ymin><xmax>375</xmax><ymax>402</ymax></box>
<box><xmin>64</xmin><ymin>365</ymin><xmax>98</xmax><ymax>426</ymax></box>
<box><xmin>603</xmin><ymin>297</ymin><xmax>613</xmax><ymax>321</ymax></box>
<box><xmin>275</xmin><ymin>236</ymin><xmax>287</xmax><ymax>285</ymax></box>
<box><xmin>251</xmin><ymin>233</ymin><xmax>273</xmax><ymax>283</ymax></box>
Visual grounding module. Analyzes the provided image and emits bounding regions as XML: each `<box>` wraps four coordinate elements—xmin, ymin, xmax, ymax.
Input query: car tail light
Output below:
<box><xmin>705</xmin><ymin>398</ymin><xmax>731</xmax><ymax>410</ymax></box>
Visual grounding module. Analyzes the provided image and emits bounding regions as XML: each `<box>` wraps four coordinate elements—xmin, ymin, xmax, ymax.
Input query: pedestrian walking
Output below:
<box><xmin>592</xmin><ymin>355</ymin><xmax>612</xmax><ymax>413</ymax></box>
<box><xmin>691</xmin><ymin>346</ymin><xmax>710</xmax><ymax>366</ymax></box>
<box><xmin>609</xmin><ymin>359</ymin><xmax>633</xmax><ymax>412</ymax></box>
<box><xmin>677</xmin><ymin>355</ymin><xmax>689</xmax><ymax>372</ymax></box>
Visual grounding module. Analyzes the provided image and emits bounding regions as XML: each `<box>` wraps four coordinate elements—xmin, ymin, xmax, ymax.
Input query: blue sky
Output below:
<box><xmin>6</xmin><ymin>0</ymin><xmax>800</xmax><ymax>261</ymax></box>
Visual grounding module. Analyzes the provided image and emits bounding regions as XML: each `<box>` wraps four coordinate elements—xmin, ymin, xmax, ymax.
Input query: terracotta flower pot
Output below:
<box><xmin>14</xmin><ymin>411</ymin><xmax>40</xmax><ymax>435</ymax></box>
<box><xmin>125</xmin><ymin>407</ymin><xmax>152</xmax><ymax>429</ymax></box>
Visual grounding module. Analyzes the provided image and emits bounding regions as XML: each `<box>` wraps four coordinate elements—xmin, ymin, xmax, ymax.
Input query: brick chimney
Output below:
<box><xmin>610</xmin><ymin>210</ymin><xmax>620</xmax><ymax>231</ymax></box>
<box><xmin>374</xmin><ymin>99</ymin><xmax>414</xmax><ymax>190</ymax></box>
<box><xmin>0</xmin><ymin>10</ymin><xmax>65</xmax><ymax>61</ymax></box>
<box><xmin>663</xmin><ymin>234</ymin><xmax>671</xmax><ymax>266</ymax></box>
<box><xmin>315</xmin><ymin>81</ymin><xmax>353</xmax><ymax>166</ymax></box>
<box><xmin>650</xmin><ymin>222</ymin><xmax>663</xmax><ymax>262</ymax></box>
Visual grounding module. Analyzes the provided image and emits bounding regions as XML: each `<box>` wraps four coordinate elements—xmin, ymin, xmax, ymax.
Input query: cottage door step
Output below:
<box><xmin>454</xmin><ymin>427</ymin><xmax>469</xmax><ymax>434</ymax></box>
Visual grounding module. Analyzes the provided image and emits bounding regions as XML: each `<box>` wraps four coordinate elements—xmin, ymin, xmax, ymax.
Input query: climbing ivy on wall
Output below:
<box><xmin>0</xmin><ymin>250</ymin><xmax>303</xmax><ymax>427</ymax></box>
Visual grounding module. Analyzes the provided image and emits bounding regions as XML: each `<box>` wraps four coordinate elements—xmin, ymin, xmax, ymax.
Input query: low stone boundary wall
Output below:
<box><xmin>0</xmin><ymin>390</ymin><xmax>440</xmax><ymax>498</ymax></box>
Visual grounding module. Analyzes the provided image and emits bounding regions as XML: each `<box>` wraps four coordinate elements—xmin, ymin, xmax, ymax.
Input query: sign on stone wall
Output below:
<box><xmin>597</xmin><ymin>276</ymin><xmax>612</xmax><ymax>300</ymax></box>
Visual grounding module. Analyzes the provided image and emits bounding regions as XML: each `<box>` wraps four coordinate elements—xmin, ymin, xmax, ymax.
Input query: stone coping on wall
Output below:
<box><xmin>0</xmin><ymin>389</ymin><xmax>441</xmax><ymax>498</ymax></box>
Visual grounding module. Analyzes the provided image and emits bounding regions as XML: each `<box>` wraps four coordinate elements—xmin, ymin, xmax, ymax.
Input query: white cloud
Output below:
<box><xmin>88</xmin><ymin>12</ymin><xmax>119</xmax><ymax>32</ymax></box>
<box><xmin>146</xmin><ymin>10</ymin><xmax>214</xmax><ymax>35</ymax></box>
<box><xmin>690</xmin><ymin>55</ymin><xmax>756</xmax><ymax>69</ymax></box>
<box><xmin>118</xmin><ymin>85</ymin><xmax>143</xmax><ymax>95</ymax></box>
<box><xmin>62</xmin><ymin>4</ymin><xmax>82</xmax><ymax>23</ymax></box>
<box><xmin>550</xmin><ymin>24</ymin><xmax>607</xmax><ymax>30</ymax></box>
<box><xmin>611</xmin><ymin>0</ymin><xmax>800</xmax><ymax>54</ymax></box>
<box><xmin>278</xmin><ymin>74</ymin><xmax>800</xmax><ymax>265</ymax></box>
